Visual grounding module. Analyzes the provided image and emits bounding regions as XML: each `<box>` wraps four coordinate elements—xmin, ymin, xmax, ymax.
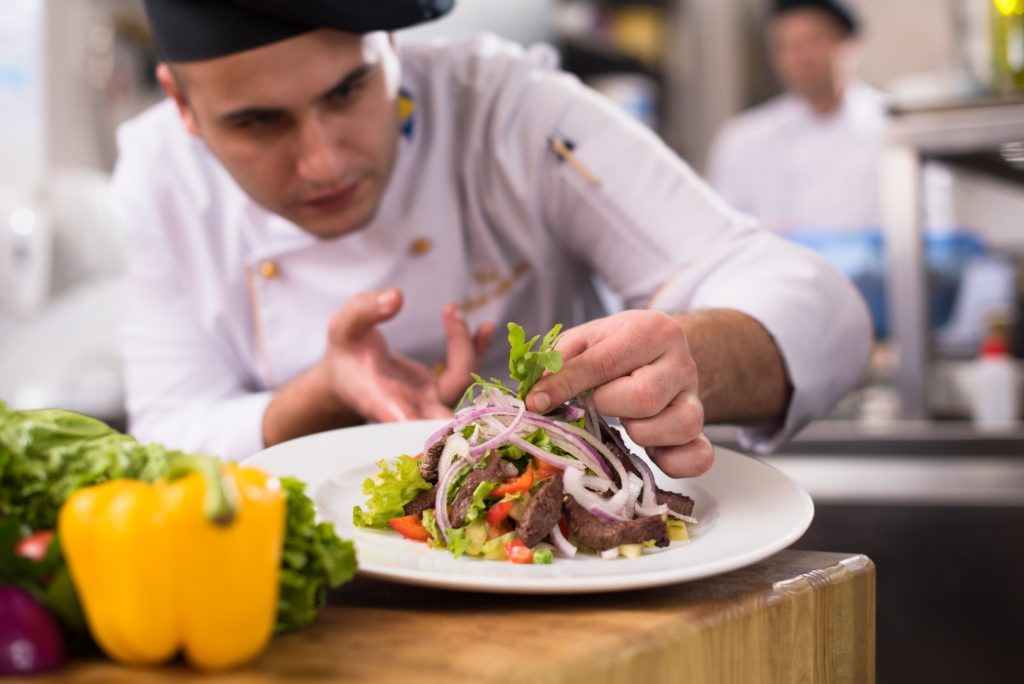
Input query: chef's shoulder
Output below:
<box><xmin>399</xmin><ymin>32</ymin><xmax>585</xmax><ymax>137</ymax></box>
<box><xmin>714</xmin><ymin>93</ymin><xmax>797</xmax><ymax>151</ymax></box>
<box><xmin>113</xmin><ymin>98</ymin><xmax>224</xmax><ymax>209</ymax></box>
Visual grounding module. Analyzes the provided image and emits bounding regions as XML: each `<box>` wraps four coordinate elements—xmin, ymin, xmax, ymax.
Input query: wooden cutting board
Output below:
<box><xmin>28</xmin><ymin>549</ymin><xmax>875</xmax><ymax>683</ymax></box>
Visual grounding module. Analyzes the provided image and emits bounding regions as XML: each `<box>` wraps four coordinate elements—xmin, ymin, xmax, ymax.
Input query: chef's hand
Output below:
<box><xmin>322</xmin><ymin>288</ymin><xmax>495</xmax><ymax>422</ymax></box>
<box><xmin>525</xmin><ymin>310</ymin><xmax>712</xmax><ymax>478</ymax></box>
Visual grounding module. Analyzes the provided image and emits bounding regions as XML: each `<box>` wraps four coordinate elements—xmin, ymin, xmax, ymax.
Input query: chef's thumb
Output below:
<box><xmin>328</xmin><ymin>289</ymin><xmax>403</xmax><ymax>344</ymax></box>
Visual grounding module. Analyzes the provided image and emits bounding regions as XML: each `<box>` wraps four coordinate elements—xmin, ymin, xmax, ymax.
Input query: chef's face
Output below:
<box><xmin>157</xmin><ymin>30</ymin><xmax>402</xmax><ymax>239</ymax></box>
<box><xmin>769</xmin><ymin>10</ymin><xmax>855</xmax><ymax>103</ymax></box>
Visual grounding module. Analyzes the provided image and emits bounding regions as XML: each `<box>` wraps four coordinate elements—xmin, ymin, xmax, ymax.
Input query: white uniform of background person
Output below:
<box><xmin>114</xmin><ymin>35</ymin><xmax>871</xmax><ymax>461</ymax></box>
<box><xmin>707</xmin><ymin>81</ymin><xmax>886</xmax><ymax>233</ymax></box>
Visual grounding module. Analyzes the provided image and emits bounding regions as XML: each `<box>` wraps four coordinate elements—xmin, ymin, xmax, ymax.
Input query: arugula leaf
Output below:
<box><xmin>352</xmin><ymin>454</ymin><xmax>431</xmax><ymax>528</ymax></box>
<box><xmin>507</xmin><ymin>322</ymin><xmax>564</xmax><ymax>400</ymax></box>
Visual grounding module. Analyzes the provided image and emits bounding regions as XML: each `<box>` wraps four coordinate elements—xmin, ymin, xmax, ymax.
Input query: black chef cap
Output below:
<box><xmin>143</xmin><ymin>0</ymin><xmax>455</xmax><ymax>62</ymax></box>
<box><xmin>772</xmin><ymin>0</ymin><xmax>859</xmax><ymax>36</ymax></box>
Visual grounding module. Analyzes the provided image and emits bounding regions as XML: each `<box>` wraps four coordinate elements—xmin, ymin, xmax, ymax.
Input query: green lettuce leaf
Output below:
<box><xmin>276</xmin><ymin>477</ymin><xmax>357</xmax><ymax>632</ymax></box>
<box><xmin>446</xmin><ymin>525</ymin><xmax>470</xmax><ymax>559</ymax></box>
<box><xmin>420</xmin><ymin>509</ymin><xmax>445</xmax><ymax>549</ymax></box>
<box><xmin>352</xmin><ymin>454</ymin><xmax>431</xmax><ymax>528</ymax></box>
<box><xmin>463</xmin><ymin>481</ymin><xmax>496</xmax><ymax>525</ymax></box>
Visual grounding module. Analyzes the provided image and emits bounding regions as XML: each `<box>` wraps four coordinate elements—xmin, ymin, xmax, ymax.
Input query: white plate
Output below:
<box><xmin>244</xmin><ymin>420</ymin><xmax>813</xmax><ymax>594</ymax></box>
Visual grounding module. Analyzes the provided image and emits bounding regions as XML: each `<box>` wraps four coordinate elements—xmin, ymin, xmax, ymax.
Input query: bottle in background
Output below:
<box><xmin>992</xmin><ymin>0</ymin><xmax>1024</xmax><ymax>94</ymax></box>
<box><xmin>972</xmin><ymin>314</ymin><xmax>1020</xmax><ymax>430</ymax></box>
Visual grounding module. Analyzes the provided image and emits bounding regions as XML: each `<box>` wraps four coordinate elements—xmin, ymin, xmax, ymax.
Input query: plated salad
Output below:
<box><xmin>353</xmin><ymin>323</ymin><xmax>697</xmax><ymax>564</ymax></box>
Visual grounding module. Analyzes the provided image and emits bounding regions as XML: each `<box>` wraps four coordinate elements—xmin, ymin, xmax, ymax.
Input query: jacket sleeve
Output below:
<box><xmin>113</xmin><ymin>113</ymin><xmax>271</xmax><ymax>461</ymax></box>
<box><xmin>483</xmin><ymin>53</ymin><xmax>873</xmax><ymax>451</ymax></box>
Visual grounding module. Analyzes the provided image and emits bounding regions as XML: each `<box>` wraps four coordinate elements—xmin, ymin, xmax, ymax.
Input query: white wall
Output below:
<box><xmin>847</xmin><ymin>0</ymin><xmax>962</xmax><ymax>90</ymax></box>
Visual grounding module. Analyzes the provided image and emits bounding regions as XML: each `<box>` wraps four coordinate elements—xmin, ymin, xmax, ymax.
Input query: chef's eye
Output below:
<box><xmin>230</xmin><ymin>111</ymin><xmax>285</xmax><ymax>130</ymax></box>
<box><xmin>325</xmin><ymin>77</ymin><xmax>366</xmax><ymax>104</ymax></box>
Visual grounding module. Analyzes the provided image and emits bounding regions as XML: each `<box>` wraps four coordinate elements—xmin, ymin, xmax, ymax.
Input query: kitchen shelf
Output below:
<box><xmin>882</xmin><ymin>97</ymin><xmax>1024</xmax><ymax>419</ymax></box>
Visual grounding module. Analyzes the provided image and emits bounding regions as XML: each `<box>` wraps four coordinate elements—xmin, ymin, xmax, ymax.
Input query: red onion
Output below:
<box><xmin>0</xmin><ymin>586</ymin><xmax>65</xmax><ymax>675</ymax></box>
<box><xmin>422</xmin><ymin>407</ymin><xmax>517</xmax><ymax>452</ymax></box>
<box><xmin>468</xmin><ymin>399</ymin><xmax>526</xmax><ymax>460</ymax></box>
<box><xmin>548</xmin><ymin>522</ymin><xmax>577</xmax><ymax>558</ymax></box>
<box><xmin>563</xmin><ymin>467</ymin><xmax>624</xmax><ymax>521</ymax></box>
<box><xmin>505</xmin><ymin>433</ymin><xmax>583</xmax><ymax>472</ymax></box>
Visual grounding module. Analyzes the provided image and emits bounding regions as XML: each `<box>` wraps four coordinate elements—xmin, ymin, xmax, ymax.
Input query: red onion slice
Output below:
<box><xmin>548</xmin><ymin>521</ymin><xmax>577</xmax><ymax>558</ymax></box>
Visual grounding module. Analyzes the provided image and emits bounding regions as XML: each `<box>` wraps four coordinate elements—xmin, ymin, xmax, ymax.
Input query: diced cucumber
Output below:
<box><xmin>619</xmin><ymin>544</ymin><xmax>643</xmax><ymax>559</ymax></box>
<box><xmin>667</xmin><ymin>519</ymin><xmax>689</xmax><ymax>542</ymax></box>
<box><xmin>466</xmin><ymin>520</ymin><xmax>488</xmax><ymax>555</ymax></box>
<box><xmin>482</xmin><ymin>531</ymin><xmax>516</xmax><ymax>560</ymax></box>
<box><xmin>508</xmin><ymin>503</ymin><xmax>525</xmax><ymax>522</ymax></box>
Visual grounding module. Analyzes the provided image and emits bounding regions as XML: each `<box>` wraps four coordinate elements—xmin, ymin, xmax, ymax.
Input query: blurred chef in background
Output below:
<box><xmin>708</xmin><ymin>0</ymin><xmax>881</xmax><ymax>233</ymax></box>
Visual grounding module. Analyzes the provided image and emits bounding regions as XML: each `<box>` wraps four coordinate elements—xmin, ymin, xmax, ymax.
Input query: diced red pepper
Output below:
<box><xmin>488</xmin><ymin>519</ymin><xmax>513</xmax><ymax>538</ymax></box>
<box><xmin>411</xmin><ymin>452</ymin><xmax>423</xmax><ymax>460</ymax></box>
<box><xmin>491</xmin><ymin>466</ymin><xmax>534</xmax><ymax>498</ymax></box>
<box><xmin>504</xmin><ymin>538</ymin><xmax>533</xmax><ymax>564</ymax></box>
<box><xmin>14</xmin><ymin>530</ymin><xmax>54</xmax><ymax>562</ymax></box>
<box><xmin>532</xmin><ymin>458</ymin><xmax>560</xmax><ymax>480</ymax></box>
<box><xmin>388</xmin><ymin>514</ymin><xmax>431</xmax><ymax>542</ymax></box>
<box><xmin>558</xmin><ymin>516</ymin><xmax>569</xmax><ymax>539</ymax></box>
<box><xmin>486</xmin><ymin>499</ymin><xmax>516</xmax><ymax>528</ymax></box>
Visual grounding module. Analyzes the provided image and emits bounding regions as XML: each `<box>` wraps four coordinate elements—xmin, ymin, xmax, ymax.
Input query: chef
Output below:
<box><xmin>117</xmin><ymin>0</ymin><xmax>871</xmax><ymax>474</ymax></box>
<box><xmin>707</xmin><ymin>0</ymin><xmax>884</xmax><ymax>233</ymax></box>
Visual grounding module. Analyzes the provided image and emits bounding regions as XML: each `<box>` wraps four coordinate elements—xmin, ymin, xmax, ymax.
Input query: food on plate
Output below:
<box><xmin>354</xmin><ymin>323</ymin><xmax>697</xmax><ymax>563</ymax></box>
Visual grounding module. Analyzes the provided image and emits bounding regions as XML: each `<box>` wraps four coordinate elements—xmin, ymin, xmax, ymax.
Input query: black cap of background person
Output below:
<box><xmin>143</xmin><ymin>0</ymin><xmax>456</xmax><ymax>62</ymax></box>
<box><xmin>772</xmin><ymin>0</ymin><xmax>859</xmax><ymax>36</ymax></box>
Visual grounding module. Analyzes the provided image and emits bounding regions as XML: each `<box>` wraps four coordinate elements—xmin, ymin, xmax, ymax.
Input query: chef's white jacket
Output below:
<box><xmin>707</xmin><ymin>83</ymin><xmax>887</xmax><ymax>233</ymax></box>
<box><xmin>114</xmin><ymin>34</ymin><xmax>871</xmax><ymax>461</ymax></box>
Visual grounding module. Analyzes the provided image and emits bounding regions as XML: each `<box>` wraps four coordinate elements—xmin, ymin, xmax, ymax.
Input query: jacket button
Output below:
<box><xmin>258</xmin><ymin>260</ymin><xmax>280</xmax><ymax>279</ymax></box>
<box><xmin>410</xmin><ymin>237</ymin><xmax>432</xmax><ymax>256</ymax></box>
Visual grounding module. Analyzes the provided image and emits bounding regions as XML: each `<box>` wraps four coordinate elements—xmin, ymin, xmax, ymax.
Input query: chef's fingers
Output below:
<box><xmin>367</xmin><ymin>394</ymin><xmax>418</xmax><ymax>423</ymax></box>
<box><xmin>472</xmin><ymin>322</ymin><xmax>497</xmax><ymax>363</ymax></box>
<box><xmin>437</xmin><ymin>304</ymin><xmax>475</xmax><ymax>405</ymax></box>
<box><xmin>527</xmin><ymin>312</ymin><xmax>682</xmax><ymax>413</ymax></box>
<box><xmin>647</xmin><ymin>433</ymin><xmax>714</xmax><ymax>478</ymax></box>
<box><xmin>621</xmin><ymin>392</ymin><xmax>704</xmax><ymax>447</ymax></box>
<box><xmin>591</xmin><ymin>358</ymin><xmax>692</xmax><ymax>419</ymax></box>
<box><xmin>418</xmin><ymin>400</ymin><xmax>456</xmax><ymax>420</ymax></box>
<box><xmin>328</xmin><ymin>289</ymin><xmax>403</xmax><ymax>346</ymax></box>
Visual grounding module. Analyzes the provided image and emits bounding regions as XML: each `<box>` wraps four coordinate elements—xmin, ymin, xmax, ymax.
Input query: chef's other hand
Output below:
<box><xmin>323</xmin><ymin>289</ymin><xmax>495</xmax><ymax>422</ymax></box>
<box><xmin>525</xmin><ymin>310</ymin><xmax>712</xmax><ymax>478</ymax></box>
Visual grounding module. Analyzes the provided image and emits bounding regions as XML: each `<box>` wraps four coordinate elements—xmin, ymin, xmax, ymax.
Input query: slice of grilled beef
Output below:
<box><xmin>564</xmin><ymin>498</ymin><xmax>669</xmax><ymax>550</ymax></box>
<box><xmin>655</xmin><ymin>490</ymin><xmax>695</xmax><ymax>517</ymax></box>
<box><xmin>515</xmin><ymin>475</ymin><xmax>565</xmax><ymax>548</ymax></box>
<box><xmin>599</xmin><ymin>417</ymin><xmax>696</xmax><ymax>518</ymax></box>
<box><xmin>403</xmin><ymin>484</ymin><xmax>438</xmax><ymax>516</ymax></box>
<box><xmin>448</xmin><ymin>457</ymin><xmax>505</xmax><ymax>528</ymax></box>
<box><xmin>419</xmin><ymin>430</ymin><xmax>451</xmax><ymax>483</ymax></box>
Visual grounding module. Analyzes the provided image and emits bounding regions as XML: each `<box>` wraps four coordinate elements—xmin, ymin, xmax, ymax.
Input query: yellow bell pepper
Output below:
<box><xmin>58</xmin><ymin>458</ymin><xmax>285</xmax><ymax>671</ymax></box>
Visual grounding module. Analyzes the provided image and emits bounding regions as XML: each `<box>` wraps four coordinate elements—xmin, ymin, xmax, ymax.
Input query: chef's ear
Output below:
<box><xmin>156</xmin><ymin>63</ymin><xmax>201</xmax><ymax>138</ymax></box>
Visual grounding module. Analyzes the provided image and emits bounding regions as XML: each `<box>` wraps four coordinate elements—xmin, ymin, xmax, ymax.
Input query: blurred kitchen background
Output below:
<box><xmin>1</xmin><ymin>1</ymin><xmax>1022</xmax><ymax>680</ymax></box>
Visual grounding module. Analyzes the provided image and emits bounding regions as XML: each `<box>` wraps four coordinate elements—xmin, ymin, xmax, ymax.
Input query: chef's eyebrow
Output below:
<box><xmin>216</xmin><ymin>62</ymin><xmax>376</xmax><ymax>126</ymax></box>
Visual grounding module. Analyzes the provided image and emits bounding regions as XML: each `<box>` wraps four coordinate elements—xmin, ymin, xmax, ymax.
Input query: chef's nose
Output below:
<box><xmin>295</xmin><ymin>116</ymin><xmax>345</xmax><ymax>182</ymax></box>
